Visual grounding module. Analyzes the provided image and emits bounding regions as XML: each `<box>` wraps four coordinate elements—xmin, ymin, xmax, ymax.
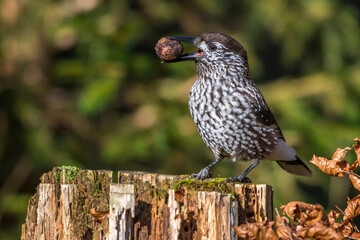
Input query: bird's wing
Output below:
<box><xmin>237</xmin><ymin>86</ymin><xmax>285</xmax><ymax>140</ymax></box>
<box><xmin>251</xmin><ymin>99</ymin><xmax>285</xmax><ymax>140</ymax></box>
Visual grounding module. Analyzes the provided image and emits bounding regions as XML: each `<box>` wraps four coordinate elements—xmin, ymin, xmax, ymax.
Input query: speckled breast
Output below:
<box><xmin>188</xmin><ymin>77</ymin><xmax>276</xmax><ymax>161</ymax></box>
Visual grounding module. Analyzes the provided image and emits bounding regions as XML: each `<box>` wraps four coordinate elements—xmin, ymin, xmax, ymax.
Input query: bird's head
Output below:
<box><xmin>165</xmin><ymin>32</ymin><xmax>248</xmax><ymax>67</ymax></box>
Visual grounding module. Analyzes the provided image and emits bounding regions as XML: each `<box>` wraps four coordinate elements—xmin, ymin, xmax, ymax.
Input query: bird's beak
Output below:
<box><xmin>164</xmin><ymin>36</ymin><xmax>203</xmax><ymax>63</ymax></box>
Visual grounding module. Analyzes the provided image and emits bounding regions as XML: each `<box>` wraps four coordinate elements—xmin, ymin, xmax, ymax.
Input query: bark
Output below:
<box><xmin>22</xmin><ymin>167</ymin><xmax>273</xmax><ymax>240</ymax></box>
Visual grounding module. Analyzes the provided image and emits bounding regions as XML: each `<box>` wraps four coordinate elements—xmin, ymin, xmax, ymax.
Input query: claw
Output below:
<box><xmin>190</xmin><ymin>168</ymin><xmax>212</xmax><ymax>180</ymax></box>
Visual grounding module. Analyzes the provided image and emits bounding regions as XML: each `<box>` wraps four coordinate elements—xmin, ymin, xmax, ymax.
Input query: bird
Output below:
<box><xmin>164</xmin><ymin>32</ymin><xmax>312</xmax><ymax>182</ymax></box>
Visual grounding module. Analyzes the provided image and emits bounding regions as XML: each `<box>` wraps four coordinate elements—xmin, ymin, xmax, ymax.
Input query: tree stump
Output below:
<box><xmin>21</xmin><ymin>167</ymin><xmax>273</xmax><ymax>240</ymax></box>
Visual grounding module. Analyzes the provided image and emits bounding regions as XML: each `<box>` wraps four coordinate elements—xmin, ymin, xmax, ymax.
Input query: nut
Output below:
<box><xmin>155</xmin><ymin>37</ymin><xmax>184</xmax><ymax>61</ymax></box>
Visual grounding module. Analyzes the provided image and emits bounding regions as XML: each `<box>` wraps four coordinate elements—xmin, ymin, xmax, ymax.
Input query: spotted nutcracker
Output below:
<box><xmin>163</xmin><ymin>32</ymin><xmax>312</xmax><ymax>182</ymax></box>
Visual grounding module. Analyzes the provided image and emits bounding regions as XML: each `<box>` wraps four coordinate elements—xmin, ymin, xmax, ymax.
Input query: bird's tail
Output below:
<box><xmin>277</xmin><ymin>156</ymin><xmax>312</xmax><ymax>176</ymax></box>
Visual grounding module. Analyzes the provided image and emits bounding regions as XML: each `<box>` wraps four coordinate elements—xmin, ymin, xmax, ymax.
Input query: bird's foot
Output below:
<box><xmin>190</xmin><ymin>168</ymin><xmax>212</xmax><ymax>180</ymax></box>
<box><xmin>223</xmin><ymin>176</ymin><xmax>251</xmax><ymax>183</ymax></box>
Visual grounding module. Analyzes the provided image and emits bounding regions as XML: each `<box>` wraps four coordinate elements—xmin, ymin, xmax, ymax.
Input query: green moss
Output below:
<box><xmin>52</xmin><ymin>166</ymin><xmax>79</xmax><ymax>183</ymax></box>
<box><xmin>52</xmin><ymin>171</ymin><xmax>60</xmax><ymax>182</ymax></box>
<box><xmin>170</xmin><ymin>177</ymin><xmax>237</xmax><ymax>197</ymax></box>
<box><xmin>63</xmin><ymin>166</ymin><xmax>79</xmax><ymax>182</ymax></box>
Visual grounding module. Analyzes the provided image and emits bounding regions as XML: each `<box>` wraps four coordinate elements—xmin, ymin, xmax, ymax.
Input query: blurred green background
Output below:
<box><xmin>1</xmin><ymin>0</ymin><xmax>360</xmax><ymax>238</ymax></box>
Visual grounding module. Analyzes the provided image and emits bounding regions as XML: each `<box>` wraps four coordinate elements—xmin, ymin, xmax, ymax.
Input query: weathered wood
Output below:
<box><xmin>22</xmin><ymin>167</ymin><xmax>273</xmax><ymax>240</ymax></box>
<box><xmin>108</xmin><ymin>184</ymin><xmax>135</xmax><ymax>240</ymax></box>
<box><xmin>235</xmin><ymin>184</ymin><xmax>273</xmax><ymax>223</ymax></box>
<box><xmin>34</xmin><ymin>183</ymin><xmax>56</xmax><ymax>240</ymax></box>
<box><xmin>22</xmin><ymin>167</ymin><xmax>113</xmax><ymax>240</ymax></box>
<box><xmin>60</xmin><ymin>184</ymin><xmax>77</xmax><ymax>240</ymax></box>
<box><xmin>167</xmin><ymin>189</ymin><xmax>181</xmax><ymax>239</ymax></box>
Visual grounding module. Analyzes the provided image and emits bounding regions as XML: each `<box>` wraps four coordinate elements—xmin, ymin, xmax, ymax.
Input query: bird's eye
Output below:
<box><xmin>208</xmin><ymin>44</ymin><xmax>217</xmax><ymax>51</ymax></box>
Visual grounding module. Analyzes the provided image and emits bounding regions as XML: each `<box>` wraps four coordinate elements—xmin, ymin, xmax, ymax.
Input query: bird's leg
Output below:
<box><xmin>191</xmin><ymin>157</ymin><xmax>222</xmax><ymax>180</ymax></box>
<box><xmin>225</xmin><ymin>159</ymin><xmax>260</xmax><ymax>183</ymax></box>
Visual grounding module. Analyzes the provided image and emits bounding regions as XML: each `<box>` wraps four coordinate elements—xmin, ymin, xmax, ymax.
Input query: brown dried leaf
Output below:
<box><xmin>90</xmin><ymin>208</ymin><xmax>109</xmax><ymax>222</ymax></box>
<box><xmin>353</xmin><ymin>138</ymin><xmax>360</xmax><ymax>167</ymax></box>
<box><xmin>332</xmin><ymin>147</ymin><xmax>351</xmax><ymax>162</ymax></box>
<box><xmin>349</xmin><ymin>173</ymin><xmax>360</xmax><ymax>191</ymax></box>
<box><xmin>295</xmin><ymin>223</ymin><xmax>306</xmax><ymax>233</ymax></box>
<box><xmin>347</xmin><ymin>138</ymin><xmax>360</xmax><ymax>171</ymax></box>
<box><xmin>280</xmin><ymin>201</ymin><xmax>312</xmax><ymax>222</ymax></box>
<box><xmin>336</xmin><ymin>220</ymin><xmax>354</xmax><ymax>238</ymax></box>
<box><xmin>327</xmin><ymin>210</ymin><xmax>340</xmax><ymax>225</ymax></box>
<box><xmin>350</xmin><ymin>160</ymin><xmax>358</xmax><ymax>171</ymax></box>
<box><xmin>310</xmin><ymin>155</ymin><xmax>348</xmax><ymax>177</ymax></box>
<box><xmin>336</xmin><ymin>160</ymin><xmax>351</xmax><ymax>172</ymax></box>
<box><xmin>293</xmin><ymin>222</ymin><xmax>343</xmax><ymax>240</ymax></box>
<box><xmin>299</xmin><ymin>204</ymin><xmax>328</xmax><ymax>227</ymax></box>
<box><xmin>275</xmin><ymin>215</ymin><xmax>292</xmax><ymax>239</ymax></box>
<box><xmin>343</xmin><ymin>195</ymin><xmax>360</xmax><ymax>221</ymax></box>
<box><xmin>233</xmin><ymin>220</ymin><xmax>278</xmax><ymax>240</ymax></box>
<box><xmin>351</xmin><ymin>231</ymin><xmax>360</xmax><ymax>238</ymax></box>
